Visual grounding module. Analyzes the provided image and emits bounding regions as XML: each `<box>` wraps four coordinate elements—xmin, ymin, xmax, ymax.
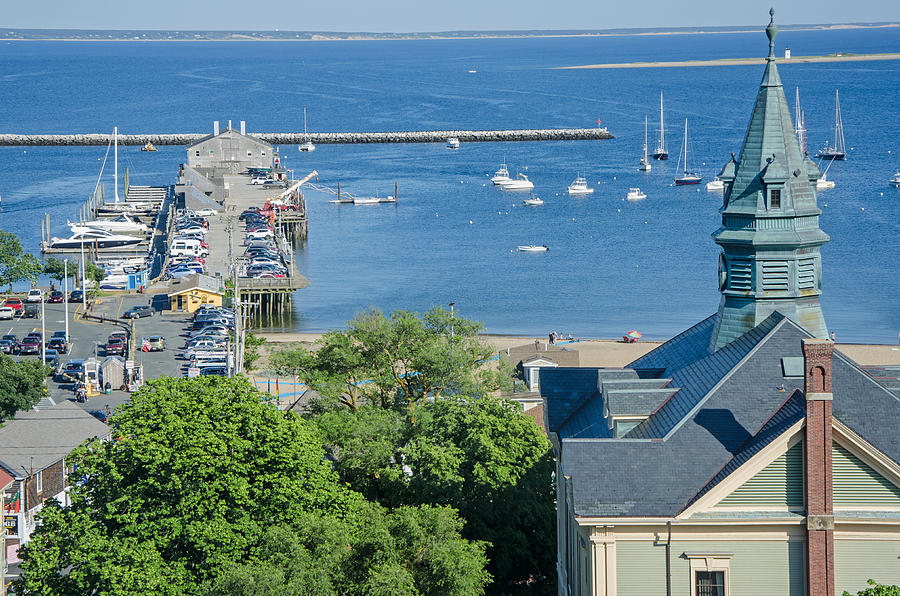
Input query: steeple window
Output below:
<box><xmin>798</xmin><ymin>258</ymin><xmax>817</xmax><ymax>290</ymax></box>
<box><xmin>769</xmin><ymin>188</ymin><xmax>782</xmax><ymax>209</ymax></box>
<box><xmin>729</xmin><ymin>259</ymin><xmax>752</xmax><ymax>291</ymax></box>
<box><xmin>762</xmin><ymin>261</ymin><xmax>789</xmax><ymax>291</ymax></box>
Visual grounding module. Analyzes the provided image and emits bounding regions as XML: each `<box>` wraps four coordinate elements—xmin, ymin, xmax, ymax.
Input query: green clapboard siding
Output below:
<box><xmin>835</xmin><ymin>541</ymin><xmax>900</xmax><ymax>595</ymax></box>
<box><xmin>717</xmin><ymin>442</ymin><xmax>803</xmax><ymax>508</ymax></box>
<box><xmin>833</xmin><ymin>443</ymin><xmax>900</xmax><ymax>507</ymax></box>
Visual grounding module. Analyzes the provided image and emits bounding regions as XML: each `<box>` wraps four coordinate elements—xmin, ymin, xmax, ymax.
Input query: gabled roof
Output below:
<box><xmin>0</xmin><ymin>401</ymin><xmax>110</xmax><ymax>477</ymax></box>
<box><xmin>167</xmin><ymin>273</ymin><xmax>222</xmax><ymax>296</ymax></box>
<box><xmin>187</xmin><ymin>127</ymin><xmax>272</xmax><ymax>150</ymax></box>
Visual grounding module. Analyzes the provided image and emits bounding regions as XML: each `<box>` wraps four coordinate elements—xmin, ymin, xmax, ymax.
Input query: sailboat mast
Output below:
<box><xmin>683</xmin><ymin>119</ymin><xmax>689</xmax><ymax>174</ymax></box>
<box><xmin>303</xmin><ymin>107</ymin><xmax>308</xmax><ymax>142</ymax></box>
<box><xmin>835</xmin><ymin>90</ymin><xmax>845</xmax><ymax>153</ymax></box>
<box><xmin>114</xmin><ymin>126</ymin><xmax>120</xmax><ymax>203</ymax></box>
<box><xmin>643</xmin><ymin>115</ymin><xmax>648</xmax><ymax>160</ymax></box>
<box><xmin>659</xmin><ymin>92</ymin><xmax>665</xmax><ymax>151</ymax></box>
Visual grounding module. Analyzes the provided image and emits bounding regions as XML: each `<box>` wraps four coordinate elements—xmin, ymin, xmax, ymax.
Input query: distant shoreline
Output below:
<box><xmin>559</xmin><ymin>52</ymin><xmax>900</xmax><ymax>70</ymax></box>
<box><xmin>0</xmin><ymin>22</ymin><xmax>898</xmax><ymax>42</ymax></box>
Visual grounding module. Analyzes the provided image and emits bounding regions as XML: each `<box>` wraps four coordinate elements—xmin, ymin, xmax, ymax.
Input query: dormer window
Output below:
<box><xmin>769</xmin><ymin>188</ymin><xmax>781</xmax><ymax>209</ymax></box>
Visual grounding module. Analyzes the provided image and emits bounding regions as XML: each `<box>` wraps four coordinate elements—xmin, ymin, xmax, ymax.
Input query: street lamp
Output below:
<box><xmin>40</xmin><ymin>293</ymin><xmax>45</xmax><ymax>364</ymax></box>
<box><xmin>64</xmin><ymin>259</ymin><xmax>69</xmax><ymax>343</ymax></box>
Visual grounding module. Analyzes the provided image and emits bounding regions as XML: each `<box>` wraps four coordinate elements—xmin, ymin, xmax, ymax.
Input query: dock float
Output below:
<box><xmin>0</xmin><ymin>128</ymin><xmax>614</xmax><ymax>146</ymax></box>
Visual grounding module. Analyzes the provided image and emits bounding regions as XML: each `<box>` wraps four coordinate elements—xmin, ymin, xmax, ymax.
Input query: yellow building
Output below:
<box><xmin>166</xmin><ymin>274</ymin><xmax>223</xmax><ymax>314</ymax></box>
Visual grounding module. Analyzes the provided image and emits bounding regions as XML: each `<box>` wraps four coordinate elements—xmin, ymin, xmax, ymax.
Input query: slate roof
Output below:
<box><xmin>166</xmin><ymin>273</ymin><xmax>223</xmax><ymax>296</ymax></box>
<box><xmin>605</xmin><ymin>389</ymin><xmax>678</xmax><ymax>417</ymax></box>
<box><xmin>0</xmin><ymin>401</ymin><xmax>110</xmax><ymax>476</ymax></box>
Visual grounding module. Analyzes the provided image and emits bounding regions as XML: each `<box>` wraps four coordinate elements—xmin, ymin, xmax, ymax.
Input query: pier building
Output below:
<box><xmin>186</xmin><ymin>121</ymin><xmax>275</xmax><ymax>175</ymax></box>
<box><xmin>542</xmin><ymin>12</ymin><xmax>900</xmax><ymax>596</ymax></box>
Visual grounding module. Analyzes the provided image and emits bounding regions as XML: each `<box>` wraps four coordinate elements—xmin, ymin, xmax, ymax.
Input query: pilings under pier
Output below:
<box><xmin>0</xmin><ymin>128</ymin><xmax>614</xmax><ymax>146</ymax></box>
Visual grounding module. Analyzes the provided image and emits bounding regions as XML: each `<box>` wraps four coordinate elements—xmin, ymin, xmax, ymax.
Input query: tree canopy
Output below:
<box><xmin>15</xmin><ymin>377</ymin><xmax>490</xmax><ymax>595</ymax></box>
<box><xmin>845</xmin><ymin>581</ymin><xmax>900</xmax><ymax>596</ymax></box>
<box><xmin>0</xmin><ymin>354</ymin><xmax>47</xmax><ymax>421</ymax></box>
<box><xmin>42</xmin><ymin>256</ymin><xmax>71</xmax><ymax>283</ymax></box>
<box><xmin>0</xmin><ymin>231</ymin><xmax>42</xmax><ymax>291</ymax></box>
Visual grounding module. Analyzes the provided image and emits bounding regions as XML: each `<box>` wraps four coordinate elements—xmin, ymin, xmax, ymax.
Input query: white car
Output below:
<box><xmin>194</xmin><ymin>208</ymin><xmax>218</xmax><ymax>217</ymax></box>
<box><xmin>246</xmin><ymin>230</ymin><xmax>274</xmax><ymax>240</ymax></box>
<box><xmin>250</xmin><ymin>177</ymin><xmax>267</xmax><ymax>185</ymax></box>
<box><xmin>0</xmin><ymin>307</ymin><xmax>14</xmax><ymax>320</ymax></box>
<box><xmin>25</xmin><ymin>289</ymin><xmax>43</xmax><ymax>303</ymax></box>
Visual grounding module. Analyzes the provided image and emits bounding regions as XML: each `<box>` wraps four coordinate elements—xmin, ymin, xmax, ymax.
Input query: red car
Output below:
<box><xmin>3</xmin><ymin>298</ymin><xmax>23</xmax><ymax>312</ymax></box>
<box><xmin>48</xmin><ymin>291</ymin><xmax>64</xmax><ymax>303</ymax></box>
<box><xmin>105</xmin><ymin>338</ymin><xmax>125</xmax><ymax>356</ymax></box>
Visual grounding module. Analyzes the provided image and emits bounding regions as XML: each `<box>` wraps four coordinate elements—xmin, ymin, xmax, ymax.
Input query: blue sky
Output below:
<box><xmin>2</xmin><ymin>0</ymin><xmax>899</xmax><ymax>32</ymax></box>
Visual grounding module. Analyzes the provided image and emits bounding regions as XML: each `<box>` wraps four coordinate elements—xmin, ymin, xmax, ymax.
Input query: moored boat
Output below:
<box><xmin>491</xmin><ymin>162</ymin><xmax>511</xmax><ymax>185</ymax></box>
<box><xmin>499</xmin><ymin>173</ymin><xmax>534</xmax><ymax>191</ymax></box>
<box><xmin>298</xmin><ymin>108</ymin><xmax>316</xmax><ymax>152</ymax></box>
<box><xmin>141</xmin><ymin>141</ymin><xmax>157</xmax><ymax>152</ymax></box>
<box><xmin>626</xmin><ymin>188</ymin><xmax>647</xmax><ymax>201</ymax></box>
<box><xmin>674</xmin><ymin>119</ymin><xmax>702</xmax><ymax>185</ymax></box>
<box><xmin>523</xmin><ymin>196</ymin><xmax>544</xmax><ymax>206</ymax></box>
<box><xmin>639</xmin><ymin>115</ymin><xmax>652</xmax><ymax>171</ymax></box>
<box><xmin>890</xmin><ymin>172</ymin><xmax>900</xmax><ymax>187</ymax></box>
<box><xmin>49</xmin><ymin>229</ymin><xmax>144</xmax><ymax>250</ymax></box>
<box><xmin>815</xmin><ymin>89</ymin><xmax>846</xmax><ymax>160</ymax></box>
<box><xmin>567</xmin><ymin>175</ymin><xmax>594</xmax><ymax>195</ymax></box>
<box><xmin>446</xmin><ymin>137</ymin><xmax>460</xmax><ymax>149</ymax></box>
<box><xmin>517</xmin><ymin>245</ymin><xmax>548</xmax><ymax>252</ymax></box>
<box><xmin>706</xmin><ymin>177</ymin><xmax>724</xmax><ymax>192</ymax></box>
<box><xmin>651</xmin><ymin>92</ymin><xmax>669</xmax><ymax>160</ymax></box>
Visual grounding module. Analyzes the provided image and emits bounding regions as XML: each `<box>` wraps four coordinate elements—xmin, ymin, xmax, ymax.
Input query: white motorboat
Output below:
<box><xmin>69</xmin><ymin>213</ymin><xmax>150</xmax><ymax>234</ymax></box>
<box><xmin>49</xmin><ymin>228</ymin><xmax>143</xmax><ymax>250</ymax></box>
<box><xmin>626</xmin><ymin>188</ymin><xmax>647</xmax><ymax>201</ymax></box>
<box><xmin>567</xmin><ymin>175</ymin><xmax>594</xmax><ymax>195</ymax></box>
<box><xmin>491</xmin><ymin>162</ymin><xmax>511</xmax><ymax>185</ymax></box>
<box><xmin>447</xmin><ymin>137</ymin><xmax>460</xmax><ymax>149</ymax></box>
<box><xmin>890</xmin><ymin>172</ymin><xmax>900</xmax><ymax>187</ymax></box>
<box><xmin>706</xmin><ymin>177</ymin><xmax>725</xmax><ymax>192</ymax></box>
<box><xmin>816</xmin><ymin>173</ymin><xmax>835</xmax><ymax>191</ymax></box>
<box><xmin>639</xmin><ymin>115</ymin><xmax>652</xmax><ymax>171</ymax></box>
<box><xmin>517</xmin><ymin>245</ymin><xmax>548</xmax><ymax>252</ymax></box>
<box><xmin>298</xmin><ymin>108</ymin><xmax>315</xmax><ymax>152</ymax></box>
<box><xmin>523</xmin><ymin>196</ymin><xmax>544</xmax><ymax>206</ymax></box>
<box><xmin>499</xmin><ymin>173</ymin><xmax>534</xmax><ymax>191</ymax></box>
<box><xmin>95</xmin><ymin>201</ymin><xmax>155</xmax><ymax>214</ymax></box>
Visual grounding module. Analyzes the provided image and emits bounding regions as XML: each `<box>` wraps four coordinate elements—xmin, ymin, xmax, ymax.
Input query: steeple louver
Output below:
<box><xmin>709</xmin><ymin>9</ymin><xmax>830</xmax><ymax>352</ymax></box>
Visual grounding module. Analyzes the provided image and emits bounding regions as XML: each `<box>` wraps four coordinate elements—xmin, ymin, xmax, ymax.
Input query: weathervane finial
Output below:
<box><xmin>766</xmin><ymin>8</ymin><xmax>778</xmax><ymax>59</ymax></box>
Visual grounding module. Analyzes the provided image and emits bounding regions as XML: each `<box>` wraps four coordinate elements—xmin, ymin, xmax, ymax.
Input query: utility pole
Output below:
<box><xmin>40</xmin><ymin>294</ymin><xmax>45</xmax><ymax>364</ymax></box>
<box><xmin>64</xmin><ymin>259</ymin><xmax>69</xmax><ymax>343</ymax></box>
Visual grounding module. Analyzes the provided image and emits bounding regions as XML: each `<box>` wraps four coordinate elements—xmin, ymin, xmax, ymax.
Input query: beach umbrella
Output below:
<box><xmin>626</xmin><ymin>330</ymin><xmax>642</xmax><ymax>339</ymax></box>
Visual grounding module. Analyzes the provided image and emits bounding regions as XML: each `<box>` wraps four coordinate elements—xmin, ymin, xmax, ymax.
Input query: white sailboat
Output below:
<box><xmin>652</xmin><ymin>92</ymin><xmax>668</xmax><ymax>160</ymax></box>
<box><xmin>794</xmin><ymin>87</ymin><xmax>807</xmax><ymax>154</ymax></box>
<box><xmin>674</xmin><ymin>119</ymin><xmax>701</xmax><ymax>185</ymax></box>
<box><xmin>298</xmin><ymin>108</ymin><xmax>315</xmax><ymax>152</ymax></box>
<box><xmin>639</xmin><ymin>114</ymin><xmax>652</xmax><ymax>171</ymax></box>
<box><xmin>815</xmin><ymin>90</ymin><xmax>846</xmax><ymax>160</ymax></box>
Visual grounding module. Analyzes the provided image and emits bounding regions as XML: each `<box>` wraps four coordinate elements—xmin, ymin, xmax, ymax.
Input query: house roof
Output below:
<box><xmin>187</xmin><ymin>128</ymin><xmax>272</xmax><ymax>150</ymax></box>
<box><xmin>0</xmin><ymin>401</ymin><xmax>110</xmax><ymax>477</ymax></box>
<box><xmin>502</xmin><ymin>344</ymin><xmax>580</xmax><ymax>369</ymax></box>
<box><xmin>167</xmin><ymin>273</ymin><xmax>222</xmax><ymax>297</ymax></box>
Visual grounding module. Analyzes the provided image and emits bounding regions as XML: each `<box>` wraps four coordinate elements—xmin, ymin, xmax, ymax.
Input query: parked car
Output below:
<box><xmin>190</xmin><ymin>325</ymin><xmax>231</xmax><ymax>339</ymax></box>
<box><xmin>143</xmin><ymin>336</ymin><xmax>166</xmax><ymax>352</ymax></box>
<box><xmin>0</xmin><ymin>307</ymin><xmax>14</xmax><ymax>320</ymax></box>
<box><xmin>123</xmin><ymin>305</ymin><xmax>153</xmax><ymax>319</ymax></box>
<box><xmin>43</xmin><ymin>349</ymin><xmax>60</xmax><ymax>370</ymax></box>
<box><xmin>250</xmin><ymin>177</ymin><xmax>268</xmax><ymax>185</ymax></box>
<box><xmin>23</xmin><ymin>304</ymin><xmax>40</xmax><ymax>318</ymax></box>
<box><xmin>0</xmin><ymin>340</ymin><xmax>17</xmax><ymax>354</ymax></box>
<box><xmin>25</xmin><ymin>289</ymin><xmax>43</xmax><ymax>303</ymax></box>
<box><xmin>105</xmin><ymin>338</ymin><xmax>126</xmax><ymax>356</ymax></box>
<box><xmin>19</xmin><ymin>337</ymin><xmax>41</xmax><ymax>355</ymax></box>
<box><xmin>57</xmin><ymin>359</ymin><xmax>85</xmax><ymax>382</ymax></box>
<box><xmin>47</xmin><ymin>338</ymin><xmax>68</xmax><ymax>354</ymax></box>
<box><xmin>109</xmin><ymin>331</ymin><xmax>127</xmax><ymax>343</ymax></box>
<box><xmin>199</xmin><ymin>366</ymin><xmax>229</xmax><ymax>377</ymax></box>
<box><xmin>68</xmin><ymin>290</ymin><xmax>84</xmax><ymax>303</ymax></box>
<box><xmin>52</xmin><ymin>331</ymin><xmax>67</xmax><ymax>339</ymax></box>
<box><xmin>194</xmin><ymin>208</ymin><xmax>218</xmax><ymax>217</ymax></box>
<box><xmin>48</xmin><ymin>291</ymin><xmax>64</xmax><ymax>303</ymax></box>
<box><xmin>3</xmin><ymin>297</ymin><xmax>23</xmax><ymax>312</ymax></box>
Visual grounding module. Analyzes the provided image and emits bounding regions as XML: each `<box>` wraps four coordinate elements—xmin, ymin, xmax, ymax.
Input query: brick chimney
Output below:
<box><xmin>802</xmin><ymin>338</ymin><xmax>834</xmax><ymax>596</ymax></box>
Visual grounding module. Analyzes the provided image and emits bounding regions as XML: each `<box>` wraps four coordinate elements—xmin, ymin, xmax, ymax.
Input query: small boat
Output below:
<box><xmin>815</xmin><ymin>90</ymin><xmax>846</xmax><ymax>160</ymax></box>
<box><xmin>674</xmin><ymin>119</ymin><xmax>702</xmax><ymax>185</ymax></box>
<box><xmin>816</xmin><ymin>174</ymin><xmax>835</xmax><ymax>191</ymax></box>
<box><xmin>69</xmin><ymin>213</ymin><xmax>150</xmax><ymax>234</ymax></box>
<box><xmin>49</xmin><ymin>229</ymin><xmax>144</xmax><ymax>250</ymax></box>
<box><xmin>651</xmin><ymin>91</ymin><xmax>668</xmax><ymax>160</ymax></box>
<box><xmin>491</xmin><ymin>162</ymin><xmax>511</xmax><ymax>185</ymax></box>
<box><xmin>468</xmin><ymin>69</ymin><xmax>477</xmax><ymax>74</ymax></box>
<box><xmin>499</xmin><ymin>173</ymin><xmax>534</xmax><ymax>191</ymax></box>
<box><xmin>446</xmin><ymin>137</ymin><xmax>460</xmax><ymax>149</ymax></box>
<box><xmin>639</xmin><ymin>115</ymin><xmax>652</xmax><ymax>171</ymax></box>
<box><xmin>706</xmin><ymin>177</ymin><xmax>724</xmax><ymax>192</ymax></box>
<box><xmin>626</xmin><ymin>188</ymin><xmax>647</xmax><ymax>201</ymax></box>
<box><xmin>141</xmin><ymin>141</ymin><xmax>157</xmax><ymax>152</ymax></box>
<box><xmin>890</xmin><ymin>172</ymin><xmax>900</xmax><ymax>187</ymax></box>
<box><xmin>567</xmin><ymin>175</ymin><xmax>594</xmax><ymax>195</ymax></box>
<box><xmin>517</xmin><ymin>245</ymin><xmax>548</xmax><ymax>252</ymax></box>
<box><xmin>523</xmin><ymin>196</ymin><xmax>544</xmax><ymax>206</ymax></box>
<box><xmin>298</xmin><ymin>108</ymin><xmax>315</xmax><ymax>152</ymax></box>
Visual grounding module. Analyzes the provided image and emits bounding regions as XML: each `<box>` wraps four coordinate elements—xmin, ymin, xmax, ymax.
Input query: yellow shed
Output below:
<box><xmin>166</xmin><ymin>274</ymin><xmax>223</xmax><ymax>314</ymax></box>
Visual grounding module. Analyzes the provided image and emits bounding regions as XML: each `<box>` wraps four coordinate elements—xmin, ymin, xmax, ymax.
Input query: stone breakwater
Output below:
<box><xmin>0</xmin><ymin>128</ymin><xmax>613</xmax><ymax>146</ymax></box>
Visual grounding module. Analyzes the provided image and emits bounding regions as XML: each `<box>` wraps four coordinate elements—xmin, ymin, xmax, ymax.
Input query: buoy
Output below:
<box><xmin>861</xmin><ymin>207</ymin><xmax>865</xmax><ymax>211</ymax></box>
<box><xmin>613</xmin><ymin>176</ymin><xmax>617</xmax><ymax>180</ymax></box>
<box><xmin>572</xmin><ymin>217</ymin><xmax>575</xmax><ymax>221</ymax></box>
<box><xmin>469</xmin><ymin>220</ymin><xmax>473</xmax><ymax>224</ymax></box>
<box><xmin>617</xmin><ymin>209</ymin><xmax>621</xmax><ymax>212</ymax></box>
<box><xmin>880</xmin><ymin>192</ymin><xmax>884</xmax><ymax>196</ymax></box>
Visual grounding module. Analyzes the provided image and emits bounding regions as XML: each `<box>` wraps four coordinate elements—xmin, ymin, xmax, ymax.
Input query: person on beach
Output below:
<box><xmin>549</xmin><ymin>331</ymin><xmax>556</xmax><ymax>345</ymax></box>
<box><xmin>534</xmin><ymin>338</ymin><xmax>541</xmax><ymax>351</ymax></box>
<box><xmin>831</xmin><ymin>331</ymin><xmax>836</xmax><ymax>342</ymax></box>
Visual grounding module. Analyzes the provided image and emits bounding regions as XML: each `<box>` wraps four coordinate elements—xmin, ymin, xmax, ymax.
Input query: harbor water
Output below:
<box><xmin>0</xmin><ymin>28</ymin><xmax>898</xmax><ymax>342</ymax></box>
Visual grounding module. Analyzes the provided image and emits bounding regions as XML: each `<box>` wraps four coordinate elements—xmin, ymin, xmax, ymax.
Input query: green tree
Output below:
<box><xmin>0</xmin><ymin>231</ymin><xmax>41</xmax><ymax>292</ymax></box>
<box><xmin>43</xmin><ymin>256</ymin><xmax>72</xmax><ymax>283</ymax></box>
<box><xmin>243</xmin><ymin>331</ymin><xmax>267</xmax><ymax>372</ymax></box>
<box><xmin>845</xmin><ymin>580</ymin><xmax>900</xmax><ymax>596</ymax></box>
<box><xmin>85</xmin><ymin>261</ymin><xmax>107</xmax><ymax>283</ymax></box>
<box><xmin>15</xmin><ymin>376</ymin><xmax>489</xmax><ymax>595</ymax></box>
<box><xmin>0</xmin><ymin>354</ymin><xmax>47</xmax><ymax>421</ymax></box>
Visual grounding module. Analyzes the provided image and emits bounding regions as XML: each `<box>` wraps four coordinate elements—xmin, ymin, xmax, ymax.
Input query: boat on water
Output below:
<box><xmin>651</xmin><ymin>92</ymin><xmax>668</xmax><ymax>160</ymax></box>
<box><xmin>499</xmin><ymin>173</ymin><xmax>534</xmax><ymax>191</ymax></box>
<box><xmin>141</xmin><ymin>141</ymin><xmax>157</xmax><ymax>152</ymax></box>
<box><xmin>794</xmin><ymin>87</ymin><xmax>808</xmax><ymax>155</ymax></box>
<box><xmin>49</xmin><ymin>229</ymin><xmax>143</xmax><ymax>250</ymax></box>
<box><xmin>674</xmin><ymin>119</ymin><xmax>702</xmax><ymax>185</ymax></box>
<box><xmin>446</xmin><ymin>137</ymin><xmax>460</xmax><ymax>149</ymax></box>
<box><xmin>298</xmin><ymin>108</ymin><xmax>315</xmax><ymax>152</ymax></box>
<box><xmin>491</xmin><ymin>162</ymin><xmax>511</xmax><ymax>185</ymax></box>
<box><xmin>626</xmin><ymin>188</ymin><xmax>647</xmax><ymax>201</ymax></box>
<box><xmin>523</xmin><ymin>196</ymin><xmax>544</xmax><ymax>206</ymax></box>
<box><xmin>639</xmin><ymin>115</ymin><xmax>652</xmax><ymax>172</ymax></box>
<box><xmin>567</xmin><ymin>175</ymin><xmax>594</xmax><ymax>195</ymax></box>
<box><xmin>69</xmin><ymin>213</ymin><xmax>150</xmax><ymax>234</ymax></box>
<box><xmin>891</xmin><ymin>172</ymin><xmax>900</xmax><ymax>187</ymax></box>
<box><xmin>706</xmin><ymin>177</ymin><xmax>724</xmax><ymax>192</ymax></box>
<box><xmin>95</xmin><ymin>202</ymin><xmax>156</xmax><ymax>215</ymax></box>
<box><xmin>815</xmin><ymin>90</ymin><xmax>846</xmax><ymax>160</ymax></box>
<box><xmin>517</xmin><ymin>245</ymin><xmax>548</xmax><ymax>252</ymax></box>
<box><xmin>816</xmin><ymin>174</ymin><xmax>835</xmax><ymax>191</ymax></box>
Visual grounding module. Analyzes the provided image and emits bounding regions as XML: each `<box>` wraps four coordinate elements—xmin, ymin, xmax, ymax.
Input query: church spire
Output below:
<box><xmin>709</xmin><ymin>9</ymin><xmax>830</xmax><ymax>352</ymax></box>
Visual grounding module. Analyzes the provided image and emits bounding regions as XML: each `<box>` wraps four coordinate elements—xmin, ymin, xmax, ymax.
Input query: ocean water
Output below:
<box><xmin>0</xmin><ymin>27</ymin><xmax>899</xmax><ymax>342</ymax></box>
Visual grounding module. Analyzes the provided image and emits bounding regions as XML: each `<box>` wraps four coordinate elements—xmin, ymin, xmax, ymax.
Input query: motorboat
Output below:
<box><xmin>816</xmin><ymin>173</ymin><xmax>835</xmax><ymax>191</ymax></box>
<box><xmin>891</xmin><ymin>172</ymin><xmax>900</xmax><ymax>187</ymax></box>
<box><xmin>95</xmin><ymin>202</ymin><xmax>156</xmax><ymax>215</ymax></box>
<box><xmin>141</xmin><ymin>142</ymin><xmax>157</xmax><ymax>152</ymax></box>
<box><xmin>567</xmin><ymin>175</ymin><xmax>594</xmax><ymax>195</ymax></box>
<box><xmin>49</xmin><ymin>229</ymin><xmax>143</xmax><ymax>250</ymax></box>
<box><xmin>706</xmin><ymin>177</ymin><xmax>725</xmax><ymax>192</ymax></box>
<box><xmin>491</xmin><ymin>162</ymin><xmax>511</xmax><ymax>185</ymax></box>
<box><xmin>499</xmin><ymin>173</ymin><xmax>534</xmax><ymax>191</ymax></box>
<box><xmin>298</xmin><ymin>108</ymin><xmax>315</xmax><ymax>152</ymax></box>
<box><xmin>447</xmin><ymin>137</ymin><xmax>460</xmax><ymax>149</ymax></box>
<box><xmin>517</xmin><ymin>245</ymin><xmax>548</xmax><ymax>252</ymax></box>
<box><xmin>69</xmin><ymin>213</ymin><xmax>150</xmax><ymax>234</ymax></box>
<box><xmin>626</xmin><ymin>188</ymin><xmax>647</xmax><ymax>201</ymax></box>
<box><xmin>523</xmin><ymin>196</ymin><xmax>544</xmax><ymax>206</ymax></box>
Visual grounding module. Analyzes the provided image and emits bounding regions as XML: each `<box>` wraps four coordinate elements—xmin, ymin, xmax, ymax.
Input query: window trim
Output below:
<box><xmin>35</xmin><ymin>470</ymin><xmax>42</xmax><ymax>494</ymax></box>
<box><xmin>685</xmin><ymin>552</ymin><xmax>732</xmax><ymax>596</ymax></box>
<box><xmin>769</xmin><ymin>187</ymin><xmax>782</xmax><ymax>210</ymax></box>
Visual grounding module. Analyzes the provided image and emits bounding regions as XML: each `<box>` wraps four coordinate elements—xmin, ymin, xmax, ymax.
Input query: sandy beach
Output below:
<box><xmin>559</xmin><ymin>52</ymin><xmax>900</xmax><ymax>70</ymax></box>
